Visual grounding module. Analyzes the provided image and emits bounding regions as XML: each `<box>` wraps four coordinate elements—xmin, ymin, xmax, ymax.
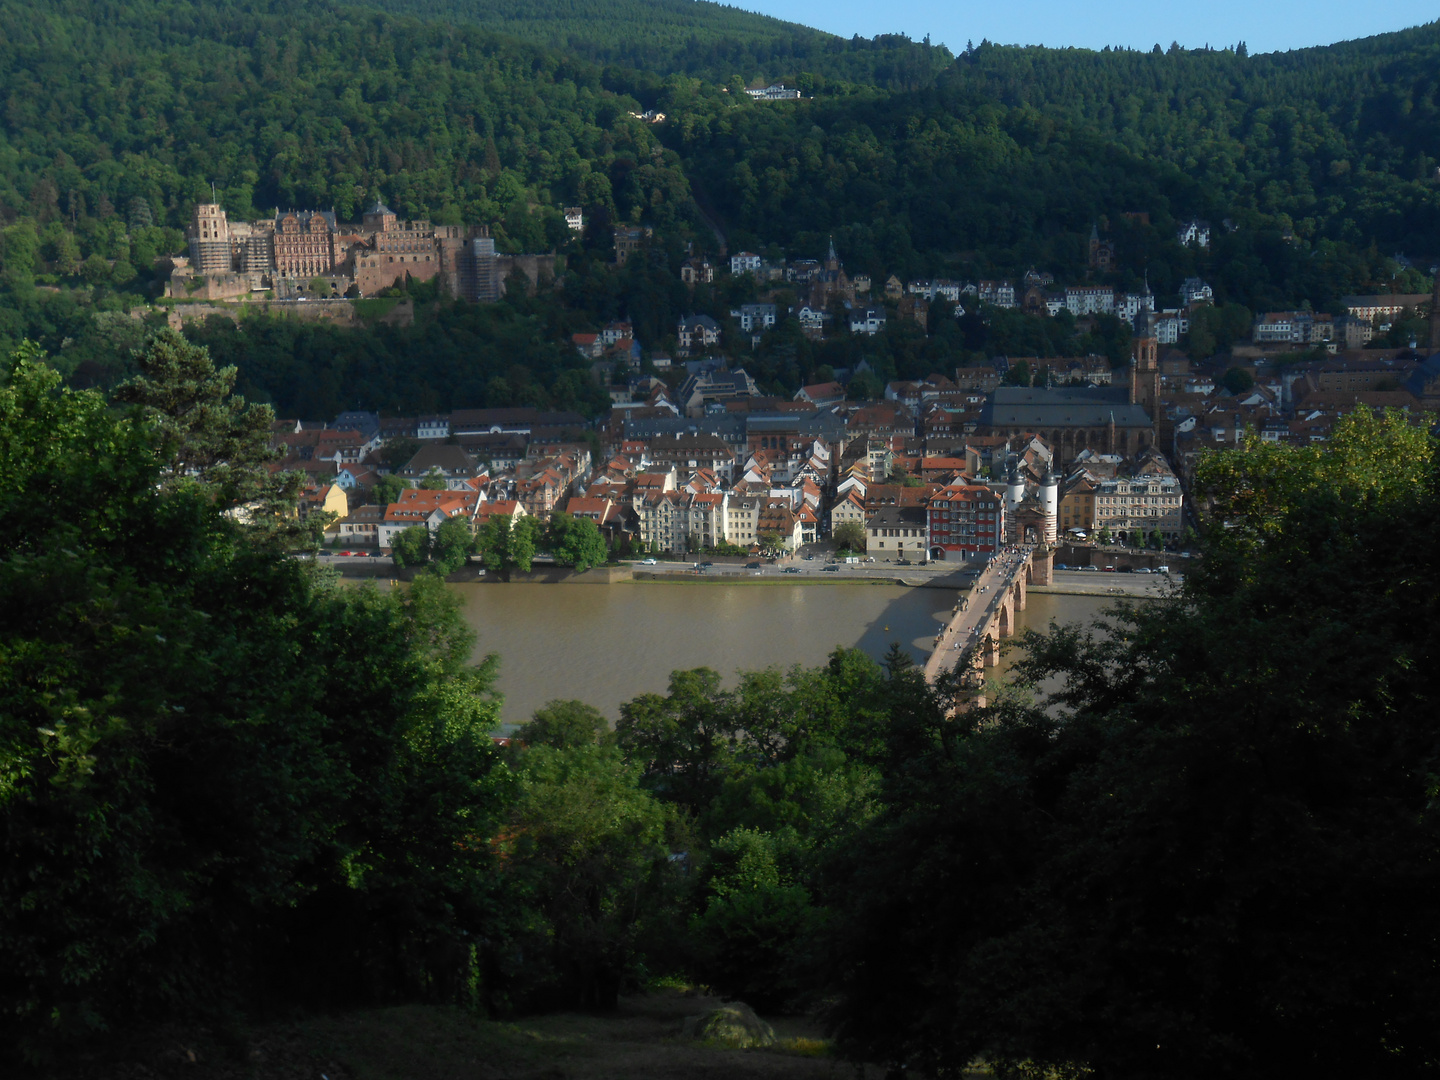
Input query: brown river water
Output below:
<box><xmin>433</xmin><ymin>582</ymin><xmax>1115</xmax><ymax>726</ymax></box>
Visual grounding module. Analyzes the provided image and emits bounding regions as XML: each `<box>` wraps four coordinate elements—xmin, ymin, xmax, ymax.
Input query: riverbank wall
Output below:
<box><xmin>1056</xmin><ymin>544</ymin><xmax>1195</xmax><ymax>571</ymax></box>
<box><xmin>331</xmin><ymin>562</ymin><xmax>633</xmax><ymax>584</ymax></box>
<box><xmin>1029</xmin><ymin>582</ymin><xmax>1166</xmax><ymax>598</ymax></box>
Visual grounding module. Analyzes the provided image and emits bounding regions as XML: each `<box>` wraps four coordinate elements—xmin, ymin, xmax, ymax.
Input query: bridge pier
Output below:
<box><xmin>1028</xmin><ymin>545</ymin><xmax>1054</xmax><ymax>587</ymax></box>
<box><xmin>981</xmin><ymin>632</ymin><xmax>1000</xmax><ymax>667</ymax></box>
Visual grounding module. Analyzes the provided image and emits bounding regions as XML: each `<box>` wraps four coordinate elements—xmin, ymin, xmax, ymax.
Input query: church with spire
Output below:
<box><xmin>1130</xmin><ymin>309</ymin><xmax>1162</xmax><ymax>443</ymax></box>
<box><xmin>806</xmin><ymin>236</ymin><xmax>856</xmax><ymax>310</ymax></box>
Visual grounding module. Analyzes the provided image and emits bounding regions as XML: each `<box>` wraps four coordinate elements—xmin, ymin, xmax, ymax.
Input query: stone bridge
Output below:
<box><xmin>922</xmin><ymin>544</ymin><xmax>1054</xmax><ymax>707</ymax></box>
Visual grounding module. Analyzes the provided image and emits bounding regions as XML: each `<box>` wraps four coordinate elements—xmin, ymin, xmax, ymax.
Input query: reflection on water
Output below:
<box><xmin>437</xmin><ymin>582</ymin><xmax>1117</xmax><ymax>725</ymax></box>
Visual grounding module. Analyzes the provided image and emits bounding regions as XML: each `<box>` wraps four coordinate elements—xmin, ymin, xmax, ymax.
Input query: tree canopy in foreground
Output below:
<box><xmin>3</xmin><ymin>346</ymin><xmax>1438</xmax><ymax>1080</ymax></box>
<box><xmin>828</xmin><ymin>409</ymin><xmax>1440</xmax><ymax>1079</ymax></box>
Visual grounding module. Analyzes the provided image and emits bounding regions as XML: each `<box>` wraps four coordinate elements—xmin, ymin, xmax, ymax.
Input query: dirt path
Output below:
<box><xmin>67</xmin><ymin>991</ymin><xmax>895</xmax><ymax>1080</ymax></box>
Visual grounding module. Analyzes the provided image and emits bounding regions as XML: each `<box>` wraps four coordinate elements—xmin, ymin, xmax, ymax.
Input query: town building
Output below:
<box><xmin>807</xmin><ymin>239</ymin><xmax>856</xmax><ymax>309</ymax></box>
<box><xmin>732</xmin><ymin>303</ymin><xmax>777</xmax><ymax>333</ymax></box>
<box><xmin>398</xmin><ymin>444</ymin><xmax>485</xmax><ymax>489</ymax></box>
<box><xmin>1181</xmin><ymin>277</ymin><xmax>1214</xmax><ymax>305</ymax></box>
<box><xmin>677</xmin><ymin>315</ymin><xmax>721</xmax><ymax>355</ymax></box>
<box><xmin>1066</xmin><ymin>285</ymin><xmax>1116</xmax><ymax>317</ymax></box>
<box><xmin>977</xmin><ymin>386</ymin><xmax>1154</xmax><ymax>462</ymax></box>
<box><xmin>334</xmin><ymin>503</ymin><xmax>384</xmax><ymax>548</ymax></box>
<box><xmin>642</xmin><ymin>433</ymin><xmax>735</xmax><ymax>480</ymax></box>
<box><xmin>613</xmin><ymin>226</ymin><xmax>651</xmax><ymax>266</ymax></box>
<box><xmin>927</xmin><ymin>483</ymin><xmax>1005</xmax><ymax>561</ymax></box>
<box><xmin>676</xmin><ymin>366</ymin><xmax>758</xmax><ymax>415</ymax></box>
<box><xmin>1093</xmin><ymin>469</ymin><xmax>1184</xmax><ymax>541</ymax></box>
<box><xmin>730</xmin><ymin>252</ymin><xmax>762</xmax><ymax>275</ymax></box>
<box><xmin>680</xmin><ymin>257</ymin><xmax>714</xmax><ymax>284</ymax></box>
<box><xmin>865</xmin><ymin>506</ymin><xmax>930</xmax><ymax>562</ymax></box>
<box><xmin>745</xmin><ymin>84</ymin><xmax>801</xmax><ymax>100</ymax></box>
<box><xmin>378</xmin><ymin>488</ymin><xmax>479</xmax><ymax>549</ymax></box>
<box><xmin>1253</xmin><ymin>311</ymin><xmax>1334</xmax><ymax>346</ymax></box>
<box><xmin>977</xmin><ymin>280</ymin><xmax>1017</xmax><ymax>308</ymax></box>
<box><xmin>849</xmin><ymin>306</ymin><xmax>887</xmax><ymax>335</ymax></box>
<box><xmin>1088</xmin><ymin>224</ymin><xmax>1116</xmax><ymax>271</ymax></box>
<box><xmin>1177</xmin><ymin>219</ymin><xmax>1212</xmax><ymax>248</ymax></box>
<box><xmin>1341</xmin><ymin>293</ymin><xmax>1433</xmax><ymax>324</ymax></box>
<box><xmin>1058</xmin><ymin>470</ymin><xmax>1099</xmax><ymax>536</ymax></box>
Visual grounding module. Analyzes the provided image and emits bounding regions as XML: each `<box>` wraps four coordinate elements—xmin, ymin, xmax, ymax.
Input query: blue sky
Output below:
<box><xmin>736</xmin><ymin>0</ymin><xmax>1439</xmax><ymax>56</ymax></box>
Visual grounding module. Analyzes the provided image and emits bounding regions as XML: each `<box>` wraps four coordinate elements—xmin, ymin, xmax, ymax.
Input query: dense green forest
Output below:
<box><xmin>668</xmin><ymin>26</ymin><xmax>1440</xmax><ymax>306</ymax></box>
<box><xmin>352</xmin><ymin>0</ymin><xmax>953</xmax><ymax>88</ymax></box>
<box><xmin>6</xmin><ymin>339</ymin><xmax>1440</xmax><ymax>1076</ymax></box>
<box><xmin>0</xmin><ymin>0</ymin><xmax>690</xmax><ymax>232</ymax></box>
<box><xmin>4</xmin><ymin>0</ymin><xmax>1440</xmax><ymax>412</ymax></box>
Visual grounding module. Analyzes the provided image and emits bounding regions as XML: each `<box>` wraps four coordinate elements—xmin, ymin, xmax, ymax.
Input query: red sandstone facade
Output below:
<box><xmin>274</xmin><ymin>211</ymin><xmax>337</xmax><ymax>277</ymax></box>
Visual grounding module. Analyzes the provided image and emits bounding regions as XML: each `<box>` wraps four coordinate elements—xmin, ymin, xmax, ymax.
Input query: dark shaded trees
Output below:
<box><xmin>546</xmin><ymin>510</ymin><xmax>609</xmax><ymax>571</ymax></box>
<box><xmin>827</xmin><ymin>410</ymin><xmax>1440</xmax><ymax>1079</ymax></box>
<box><xmin>0</xmin><ymin>345</ymin><xmax>509</xmax><ymax>1061</ymax></box>
<box><xmin>113</xmin><ymin>328</ymin><xmax>280</xmax><ymax>506</ymax></box>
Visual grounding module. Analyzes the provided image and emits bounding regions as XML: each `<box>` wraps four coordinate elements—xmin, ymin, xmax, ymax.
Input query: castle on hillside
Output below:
<box><xmin>176</xmin><ymin>198</ymin><xmax>546</xmax><ymax>302</ymax></box>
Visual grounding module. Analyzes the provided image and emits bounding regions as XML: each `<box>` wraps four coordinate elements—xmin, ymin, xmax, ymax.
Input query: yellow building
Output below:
<box><xmin>1059</xmin><ymin>472</ymin><xmax>1097</xmax><ymax>535</ymax></box>
<box><xmin>309</xmin><ymin>483</ymin><xmax>350</xmax><ymax>533</ymax></box>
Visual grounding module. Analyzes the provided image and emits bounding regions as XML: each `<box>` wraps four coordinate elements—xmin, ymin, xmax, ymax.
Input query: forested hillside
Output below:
<box><xmin>669</xmin><ymin>26</ymin><xmax>1440</xmax><ymax>307</ymax></box>
<box><xmin>0</xmin><ymin>0</ymin><xmax>690</xmax><ymax>232</ymax></box>
<box><xmin>353</xmin><ymin>0</ymin><xmax>952</xmax><ymax>88</ymax></box>
<box><xmin>3</xmin><ymin>0</ymin><xmax>1440</xmax><ymax>411</ymax></box>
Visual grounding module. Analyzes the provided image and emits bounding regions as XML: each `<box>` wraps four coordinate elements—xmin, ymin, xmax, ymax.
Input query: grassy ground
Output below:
<box><xmin>63</xmin><ymin>990</ymin><xmax>893</xmax><ymax>1080</ymax></box>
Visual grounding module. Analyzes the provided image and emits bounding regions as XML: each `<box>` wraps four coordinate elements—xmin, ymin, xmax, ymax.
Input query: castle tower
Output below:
<box><xmin>826</xmin><ymin>236</ymin><xmax>839</xmax><ymax>272</ymax></box>
<box><xmin>188</xmin><ymin>203</ymin><xmax>232</xmax><ymax>274</ymax></box>
<box><xmin>1040</xmin><ymin>462</ymin><xmax>1059</xmax><ymax>545</ymax></box>
<box><xmin>362</xmin><ymin>194</ymin><xmax>398</xmax><ymax>233</ymax></box>
<box><xmin>1005</xmin><ymin>457</ymin><xmax>1025</xmax><ymax>514</ymax></box>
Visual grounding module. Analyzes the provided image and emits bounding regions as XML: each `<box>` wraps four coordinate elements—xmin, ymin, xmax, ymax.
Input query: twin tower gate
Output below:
<box><xmin>922</xmin><ymin>545</ymin><xmax>1055</xmax><ymax>709</ymax></box>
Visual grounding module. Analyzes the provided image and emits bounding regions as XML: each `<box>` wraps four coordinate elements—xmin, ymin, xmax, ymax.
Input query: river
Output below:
<box><xmin>441</xmin><ymin>581</ymin><xmax>1116</xmax><ymax>725</ymax></box>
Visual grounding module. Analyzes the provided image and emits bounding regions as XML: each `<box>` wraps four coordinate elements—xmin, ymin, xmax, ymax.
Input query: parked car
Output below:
<box><xmin>1079</xmin><ymin>565</ymin><xmax>1099</xmax><ymax>572</ymax></box>
<box><xmin>821</xmin><ymin>565</ymin><xmax>840</xmax><ymax>572</ymax></box>
<box><xmin>782</xmin><ymin>567</ymin><xmax>802</xmax><ymax>574</ymax></box>
<box><xmin>641</xmin><ymin>558</ymin><xmax>657</xmax><ymax>565</ymax></box>
<box><xmin>339</xmin><ymin>550</ymin><xmax>352</xmax><ymax>556</ymax></box>
<box><xmin>1135</xmin><ymin>567</ymin><xmax>1153</xmax><ymax>574</ymax></box>
<box><xmin>700</xmin><ymin>561</ymin><xmax>714</xmax><ymax>567</ymax></box>
<box><xmin>745</xmin><ymin>562</ymin><xmax>761</xmax><ymax>569</ymax></box>
<box><xmin>1118</xmin><ymin>566</ymin><xmax>1134</xmax><ymax>573</ymax></box>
